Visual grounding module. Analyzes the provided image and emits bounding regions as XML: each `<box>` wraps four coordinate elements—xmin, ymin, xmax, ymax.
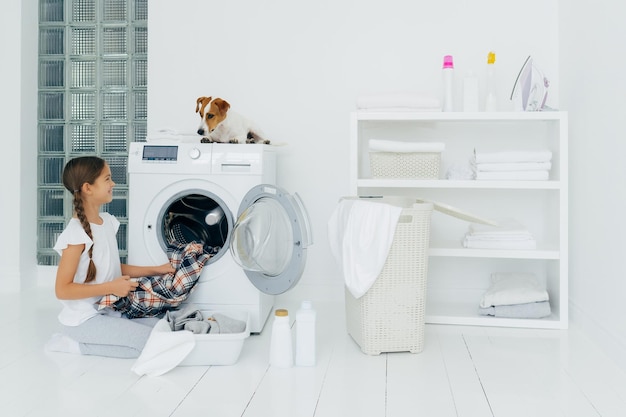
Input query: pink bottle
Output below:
<box><xmin>442</xmin><ymin>55</ymin><xmax>454</xmax><ymax>112</ymax></box>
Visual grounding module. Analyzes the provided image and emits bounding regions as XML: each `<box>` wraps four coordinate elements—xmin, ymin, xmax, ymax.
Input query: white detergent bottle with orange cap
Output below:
<box><xmin>485</xmin><ymin>51</ymin><xmax>497</xmax><ymax>112</ymax></box>
<box><xmin>269</xmin><ymin>308</ymin><xmax>293</xmax><ymax>368</ymax></box>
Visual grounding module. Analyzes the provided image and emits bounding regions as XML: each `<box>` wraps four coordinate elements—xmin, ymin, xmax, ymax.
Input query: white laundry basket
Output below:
<box><xmin>345</xmin><ymin>199</ymin><xmax>433</xmax><ymax>355</ymax></box>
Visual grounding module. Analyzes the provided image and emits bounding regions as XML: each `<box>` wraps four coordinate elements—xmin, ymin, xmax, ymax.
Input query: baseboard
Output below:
<box><xmin>570</xmin><ymin>300</ymin><xmax>626</xmax><ymax>372</ymax></box>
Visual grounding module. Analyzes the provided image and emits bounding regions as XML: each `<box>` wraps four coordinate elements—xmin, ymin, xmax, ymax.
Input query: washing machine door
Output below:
<box><xmin>230</xmin><ymin>184</ymin><xmax>312</xmax><ymax>295</ymax></box>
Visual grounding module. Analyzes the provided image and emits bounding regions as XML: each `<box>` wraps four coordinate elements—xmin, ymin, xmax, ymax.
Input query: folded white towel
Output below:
<box><xmin>478</xmin><ymin>301</ymin><xmax>551</xmax><ymax>318</ymax></box>
<box><xmin>463</xmin><ymin>239</ymin><xmax>537</xmax><ymax>250</ymax></box>
<box><xmin>479</xmin><ymin>272</ymin><xmax>549</xmax><ymax>308</ymax></box>
<box><xmin>328</xmin><ymin>199</ymin><xmax>402</xmax><ymax>299</ymax></box>
<box><xmin>369</xmin><ymin>139</ymin><xmax>445</xmax><ymax>153</ymax></box>
<box><xmin>463</xmin><ymin>219</ymin><xmax>536</xmax><ymax>249</ymax></box>
<box><xmin>474</xmin><ymin>149</ymin><xmax>553</xmax><ymax>164</ymax></box>
<box><xmin>475</xmin><ymin>170</ymin><xmax>549</xmax><ymax>181</ymax></box>
<box><xmin>474</xmin><ymin>161</ymin><xmax>552</xmax><ymax>172</ymax></box>
<box><xmin>465</xmin><ymin>233</ymin><xmax>533</xmax><ymax>241</ymax></box>
<box><xmin>356</xmin><ymin>92</ymin><xmax>441</xmax><ymax>111</ymax></box>
<box><xmin>467</xmin><ymin>218</ymin><xmax>528</xmax><ymax>236</ymax></box>
<box><xmin>131</xmin><ymin>318</ymin><xmax>196</xmax><ymax>377</ymax></box>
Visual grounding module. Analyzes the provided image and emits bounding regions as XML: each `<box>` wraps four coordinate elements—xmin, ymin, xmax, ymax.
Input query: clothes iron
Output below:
<box><xmin>510</xmin><ymin>56</ymin><xmax>550</xmax><ymax>111</ymax></box>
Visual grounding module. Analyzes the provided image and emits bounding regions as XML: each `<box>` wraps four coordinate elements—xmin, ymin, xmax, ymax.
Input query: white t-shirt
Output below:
<box><xmin>53</xmin><ymin>213</ymin><xmax>123</xmax><ymax>326</ymax></box>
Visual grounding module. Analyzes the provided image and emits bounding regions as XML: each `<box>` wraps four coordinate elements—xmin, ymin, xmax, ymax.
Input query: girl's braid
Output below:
<box><xmin>62</xmin><ymin>156</ymin><xmax>105</xmax><ymax>283</ymax></box>
<box><xmin>73</xmin><ymin>190</ymin><xmax>97</xmax><ymax>282</ymax></box>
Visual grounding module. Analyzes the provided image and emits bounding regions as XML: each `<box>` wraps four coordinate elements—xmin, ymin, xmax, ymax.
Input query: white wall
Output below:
<box><xmin>560</xmin><ymin>1</ymin><xmax>626</xmax><ymax>370</ymax></box>
<box><xmin>148</xmin><ymin>0</ymin><xmax>560</xmax><ymax>300</ymax></box>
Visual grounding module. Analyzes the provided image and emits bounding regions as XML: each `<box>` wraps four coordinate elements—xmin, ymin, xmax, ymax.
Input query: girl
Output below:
<box><xmin>45</xmin><ymin>156</ymin><xmax>175</xmax><ymax>358</ymax></box>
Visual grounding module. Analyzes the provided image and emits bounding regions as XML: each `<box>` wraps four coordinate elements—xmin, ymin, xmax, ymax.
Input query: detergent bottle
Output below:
<box><xmin>485</xmin><ymin>51</ymin><xmax>497</xmax><ymax>112</ymax></box>
<box><xmin>295</xmin><ymin>301</ymin><xmax>316</xmax><ymax>366</ymax></box>
<box><xmin>442</xmin><ymin>55</ymin><xmax>455</xmax><ymax>112</ymax></box>
<box><xmin>269</xmin><ymin>309</ymin><xmax>293</xmax><ymax>368</ymax></box>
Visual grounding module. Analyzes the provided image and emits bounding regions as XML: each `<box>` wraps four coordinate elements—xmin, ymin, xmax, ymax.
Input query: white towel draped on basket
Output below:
<box><xmin>328</xmin><ymin>199</ymin><xmax>402</xmax><ymax>299</ymax></box>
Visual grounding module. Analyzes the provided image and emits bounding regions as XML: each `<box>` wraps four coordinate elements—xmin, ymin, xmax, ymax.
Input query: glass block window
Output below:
<box><xmin>38</xmin><ymin>0</ymin><xmax>147</xmax><ymax>265</ymax></box>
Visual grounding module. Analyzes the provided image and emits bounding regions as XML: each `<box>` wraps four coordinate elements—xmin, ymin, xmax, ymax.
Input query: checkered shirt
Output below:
<box><xmin>97</xmin><ymin>241</ymin><xmax>218</xmax><ymax>319</ymax></box>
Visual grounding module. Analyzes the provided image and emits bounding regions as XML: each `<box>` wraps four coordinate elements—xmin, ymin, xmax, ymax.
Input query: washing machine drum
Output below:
<box><xmin>162</xmin><ymin>194</ymin><xmax>228</xmax><ymax>251</ymax></box>
<box><xmin>166</xmin><ymin>216</ymin><xmax>210</xmax><ymax>246</ymax></box>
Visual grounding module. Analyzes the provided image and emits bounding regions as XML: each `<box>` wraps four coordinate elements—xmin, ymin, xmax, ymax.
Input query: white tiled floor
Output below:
<box><xmin>3</xmin><ymin>288</ymin><xmax>626</xmax><ymax>417</ymax></box>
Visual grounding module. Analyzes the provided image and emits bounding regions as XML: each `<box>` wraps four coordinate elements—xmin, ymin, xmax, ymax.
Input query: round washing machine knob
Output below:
<box><xmin>188</xmin><ymin>147</ymin><xmax>201</xmax><ymax>159</ymax></box>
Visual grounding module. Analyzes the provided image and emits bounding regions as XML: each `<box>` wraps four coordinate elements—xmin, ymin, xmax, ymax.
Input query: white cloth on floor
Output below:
<box><xmin>356</xmin><ymin>92</ymin><xmax>441</xmax><ymax>111</ymax></box>
<box><xmin>473</xmin><ymin>149</ymin><xmax>552</xmax><ymax>164</ymax></box>
<box><xmin>131</xmin><ymin>318</ymin><xmax>196</xmax><ymax>377</ymax></box>
<box><xmin>475</xmin><ymin>170</ymin><xmax>549</xmax><ymax>181</ymax></box>
<box><xmin>479</xmin><ymin>272</ymin><xmax>549</xmax><ymax>308</ymax></box>
<box><xmin>328</xmin><ymin>199</ymin><xmax>402</xmax><ymax>299</ymax></box>
<box><xmin>368</xmin><ymin>139</ymin><xmax>445</xmax><ymax>153</ymax></box>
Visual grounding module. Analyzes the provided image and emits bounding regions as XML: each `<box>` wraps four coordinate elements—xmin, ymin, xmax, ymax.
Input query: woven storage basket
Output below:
<box><xmin>369</xmin><ymin>152</ymin><xmax>441</xmax><ymax>179</ymax></box>
<box><xmin>345</xmin><ymin>202</ymin><xmax>433</xmax><ymax>355</ymax></box>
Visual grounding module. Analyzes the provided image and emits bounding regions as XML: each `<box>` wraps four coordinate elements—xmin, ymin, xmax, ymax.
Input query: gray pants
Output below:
<box><xmin>63</xmin><ymin>314</ymin><xmax>161</xmax><ymax>358</ymax></box>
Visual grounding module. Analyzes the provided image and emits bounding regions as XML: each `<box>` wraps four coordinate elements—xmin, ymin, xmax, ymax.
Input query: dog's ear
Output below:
<box><xmin>195</xmin><ymin>96</ymin><xmax>212</xmax><ymax>115</ymax></box>
<box><xmin>213</xmin><ymin>98</ymin><xmax>231</xmax><ymax>115</ymax></box>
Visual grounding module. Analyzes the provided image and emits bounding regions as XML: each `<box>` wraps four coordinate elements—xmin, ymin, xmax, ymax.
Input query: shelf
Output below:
<box><xmin>425</xmin><ymin>312</ymin><xmax>565</xmax><ymax>330</ymax></box>
<box><xmin>425</xmin><ymin>291</ymin><xmax>566</xmax><ymax>329</ymax></box>
<box><xmin>357</xmin><ymin>179</ymin><xmax>562</xmax><ymax>190</ymax></box>
<box><xmin>350</xmin><ymin>110</ymin><xmax>568</xmax><ymax>329</ymax></box>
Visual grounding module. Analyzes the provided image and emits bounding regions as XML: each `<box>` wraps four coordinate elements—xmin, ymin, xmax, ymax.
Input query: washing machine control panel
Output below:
<box><xmin>141</xmin><ymin>145</ymin><xmax>178</xmax><ymax>161</ymax></box>
<box><xmin>188</xmin><ymin>147</ymin><xmax>201</xmax><ymax>159</ymax></box>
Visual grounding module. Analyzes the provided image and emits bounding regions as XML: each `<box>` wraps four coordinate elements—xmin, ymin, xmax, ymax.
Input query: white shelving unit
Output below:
<box><xmin>350</xmin><ymin>111</ymin><xmax>568</xmax><ymax>329</ymax></box>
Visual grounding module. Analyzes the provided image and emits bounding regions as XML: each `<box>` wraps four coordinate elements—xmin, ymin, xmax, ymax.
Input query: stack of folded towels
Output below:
<box><xmin>356</xmin><ymin>91</ymin><xmax>441</xmax><ymax>112</ymax></box>
<box><xmin>479</xmin><ymin>272</ymin><xmax>551</xmax><ymax>319</ymax></box>
<box><xmin>472</xmin><ymin>149</ymin><xmax>552</xmax><ymax>180</ymax></box>
<box><xmin>463</xmin><ymin>218</ymin><xmax>536</xmax><ymax>250</ymax></box>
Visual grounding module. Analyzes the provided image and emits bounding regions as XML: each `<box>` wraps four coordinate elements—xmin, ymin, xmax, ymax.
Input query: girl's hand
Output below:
<box><xmin>156</xmin><ymin>263</ymin><xmax>176</xmax><ymax>276</ymax></box>
<box><xmin>109</xmin><ymin>275</ymin><xmax>139</xmax><ymax>297</ymax></box>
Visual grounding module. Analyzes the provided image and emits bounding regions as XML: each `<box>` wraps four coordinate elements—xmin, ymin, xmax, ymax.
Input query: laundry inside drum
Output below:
<box><xmin>162</xmin><ymin>193</ymin><xmax>228</xmax><ymax>252</ymax></box>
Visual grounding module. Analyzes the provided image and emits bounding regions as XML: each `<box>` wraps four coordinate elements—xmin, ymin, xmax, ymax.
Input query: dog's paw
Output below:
<box><xmin>200</xmin><ymin>137</ymin><xmax>211</xmax><ymax>143</ymax></box>
<box><xmin>229</xmin><ymin>139</ymin><xmax>239</xmax><ymax>144</ymax></box>
<box><xmin>246</xmin><ymin>138</ymin><xmax>271</xmax><ymax>145</ymax></box>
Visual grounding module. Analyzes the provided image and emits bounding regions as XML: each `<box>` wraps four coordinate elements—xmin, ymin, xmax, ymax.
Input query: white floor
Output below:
<box><xmin>3</xmin><ymin>288</ymin><xmax>626</xmax><ymax>417</ymax></box>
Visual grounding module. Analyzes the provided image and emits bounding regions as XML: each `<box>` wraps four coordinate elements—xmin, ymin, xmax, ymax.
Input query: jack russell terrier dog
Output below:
<box><xmin>195</xmin><ymin>96</ymin><xmax>270</xmax><ymax>144</ymax></box>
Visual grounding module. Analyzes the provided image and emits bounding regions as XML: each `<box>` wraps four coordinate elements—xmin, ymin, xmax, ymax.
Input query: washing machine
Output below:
<box><xmin>127</xmin><ymin>142</ymin><xmax>312</xmax><ymax>333</ymax></box>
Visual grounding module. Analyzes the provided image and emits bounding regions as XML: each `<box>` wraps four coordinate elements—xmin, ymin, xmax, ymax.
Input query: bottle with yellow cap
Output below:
<box><xmin>269</xmin><ymin>308</ymin><xmax>293</xmax><ymax>367</ymax></box>
<box><xmin>485</xmin><ymin>51</ymin><xmax>497</xmax><ymax>112</ymax></box>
